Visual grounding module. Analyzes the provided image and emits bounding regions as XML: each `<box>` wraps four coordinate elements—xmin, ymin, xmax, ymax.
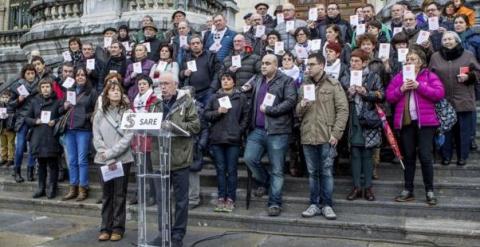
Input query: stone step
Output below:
<box><xmin>0</xmin><ymin>190</ymin><xmax>478</xmax><ymax>247</ymax></box>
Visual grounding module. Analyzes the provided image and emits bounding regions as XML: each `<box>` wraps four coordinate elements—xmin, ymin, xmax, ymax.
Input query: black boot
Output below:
<box><xmin>47</xmin><ymin>162</ymin><xmax>59</xmax><ymax>199</ymax></box>
<box><xmin>58</xmin><ymin>168</ymin><xmax>66</xmax><ymax>182</ymax></box>
<box><xmin>33</xmin><ymin>164</ymin><xmax>47</xmax><ymax>198</ymax></box>
<box><xmin>14</xmin><ymin>167</ymin><xmax>24</xmax><ymax>183</ymax></box>
<box><xmin>27</xmin><ymin>166</ymin><xmax>35</xmax><ymax>182</ymax></box>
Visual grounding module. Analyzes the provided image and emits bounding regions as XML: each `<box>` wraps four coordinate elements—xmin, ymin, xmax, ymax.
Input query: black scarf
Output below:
<box><xmin>326</xmin><ymin>15</ymin><xmax>342</xmax><ymax>24</ymax></box>
<box><xmin>439</xmin><ymin>44</ymin><xmax>464</xmax><ymax>61</ymax></box>
<box><xmin>403</xmin><ymin>28</ymin><xmax>420</xmax><ymax>39</ymax></box>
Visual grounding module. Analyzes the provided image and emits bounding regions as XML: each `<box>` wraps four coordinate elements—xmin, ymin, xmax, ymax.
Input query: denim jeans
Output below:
<box><xmin>195</xmin><ymin>88</ymin><xmax>213</xmax><ymax>107</ymax></box>
<box><xmin>442</xmin><ymin>111</ymin><xmax>474</xmax><ymax>161</ymax></box>
<box><xmin>211</xmin><ymin>144</ymin><xmax>240</xmax><ymax>201</ymax></box>
<box><xmin>14</xmin><ymin>124</ymin><xmax>35</xmax><ymax>169</ymax></box>
<box><xmin>65</xmin><ymin>130</ymin><xmax>92</xmax><ymax>187</ymax></box>
<box><xmin>243</xmin><ymin>128</ymin><xmax>289</xmax><ymax>207</ymax></box>
<box><xmin>303</xmin><ymin>144</ymin><xmax>334</xmax><ymax>207</ymax></box>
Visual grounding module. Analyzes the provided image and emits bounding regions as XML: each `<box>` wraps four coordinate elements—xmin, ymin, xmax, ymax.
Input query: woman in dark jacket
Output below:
<box><xmin>123</xmin><ymin>43</ymin><xmax>155</xmax><ymax>102</ymax></box>
<box><xmin>429</xmin><ymin>31</ymin><xmax>480</xmax><ymax>166</ymax></box>
<box><xmin>204</xmin><ymin>71</ymin><xmax>250</xmax><ymax>213</ymax></box>
<box><xmin>25</xmin><ymin>78</ymin><xmax>63</xmax><ymax>199</ymax></box>
<box><xmin>9</xmin><ymin>64</ymin><xmax>39</xmax><ymax>183</ymax></box>
<box><xmin>62</xmin><ymin>66</ymin><xmax>97</xmax><ymax>202</ymax></box>
<box><xmin>344</xmin><ymin>49</ymin><xmax>384</xmax><ymax>202</ymax></box>
<box><xmin>68</xmin><ymin>37</ymin><xmax>84</xmax><ymax>68</ymax></box>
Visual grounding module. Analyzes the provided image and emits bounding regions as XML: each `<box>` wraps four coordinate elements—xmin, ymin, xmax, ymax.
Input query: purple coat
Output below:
<box><xmin>123</xmin><ymin>58</ymin><xmax>155</xmax><ymax>101</ymax></box>
<box><xmin>386</xmin><ymin>69</ymin><xmax>445</xmax><ymax>130</ymax></box>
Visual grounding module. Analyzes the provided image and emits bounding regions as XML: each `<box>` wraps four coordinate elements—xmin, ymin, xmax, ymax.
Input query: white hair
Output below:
<box><xmin>442</xmin><ymin>31</ymin><xmax>462</xmax><ymax>45</ymax></box>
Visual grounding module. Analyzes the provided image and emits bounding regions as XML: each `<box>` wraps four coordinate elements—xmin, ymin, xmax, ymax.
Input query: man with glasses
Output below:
<box><xmin>244</xmin><ymin>13</ymin><xmax>272</xmax><ymax>55</ymax></box>
<box><xmin>255</xmin><ymin>3</ymin><xmax>275</xmax><ymax>28</ymax></box>
<box><xmin>204</xmin><ymin>14</ymin><xmax>237</xmax><ymax>63</ymax></box>
<box><xmin>400</xmin><ymin>11</ymin><xmax>433</xmax><ymax>56</ymax></box>
<box><xmin>243</xmin><ymin>54</ymin><xmax>297</xmax><ymax>217</ymax></box>
<box><xmin>275</xmin><ymin>3</ymin><xmax>307</xmax><ymax>51</ymax></box>
<box><xmin>80</xmin><ymin>42</ymin><xmax>103</xmax><ymax>93</ymax></box>
<box><xmin>312</xmin><ymin>3</ymin><xmax>352</xmax><ymax>45</ymax></box>
<box><xmin>297</xmin><ymin>52</ymin><xmax>348</xmax><ymax>220</ymax></box>
<box><xmin>418</xmin><ymin>2</ymin><xmax>454</xmax><ymax>51</ymax></box>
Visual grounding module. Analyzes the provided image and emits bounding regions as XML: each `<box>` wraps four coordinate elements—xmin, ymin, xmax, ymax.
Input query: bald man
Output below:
<box><xmin>275</xmin><ymin>3</ymin><xmax>307</xmax><ymax>51</ymax></box>
<box><xmin>149</xmin><ymin>72</ymin><xmax>200</xmax><ymax>247</ymax></box>
<box><xmin>243</xmin><ymin>54</ymin><xmax>297</xmax><ymax>217</ymax></box>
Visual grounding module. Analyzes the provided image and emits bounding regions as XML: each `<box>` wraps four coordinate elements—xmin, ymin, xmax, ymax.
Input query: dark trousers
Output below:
<box><xmin>400</xmin><ymin>122</ymin><xmax>435</xmax><ymax>193</ymax></box>
<box><xmin>441</xmin><ymin>111</ymin><xmax>474</xmax><ymax>161</ymax></box>
<box><xmin>350</xmin><ymin>147</ymin><xmax>373</xmax><ymax>189</ymax></box>
<box><xmin>37</xmin><ymin>157</ymin><xmax>58</xmax><ymax>191</ymax></box>
<box><xmin>155</xmin><ymin>167</ymin><xmax>189</xmax><ymax>241</ymax></box>
<box><xmin>211</xmin><ymin>144</ymin><xmax>240</xmax><ymax>201</ymax></box>
<box><xmin>99</xmin><ymin>162</ymin><xmax>132</xmax><ymax>234</ymax></box>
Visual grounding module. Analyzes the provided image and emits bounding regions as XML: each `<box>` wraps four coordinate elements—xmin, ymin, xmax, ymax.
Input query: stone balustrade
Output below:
<box><xmin>0</xmin><ymin>29</ymin><xmax>29</xmax><ymax>48</ymax></box>
<box><xmin>125</xmin><ymin>0</ymin><xmax>226</xmax><ymax>16</ymax></box>
<box><xmin>29</xmin><ymin>0</ymin><xmax>83</xmax><ymax>24</ymax></box>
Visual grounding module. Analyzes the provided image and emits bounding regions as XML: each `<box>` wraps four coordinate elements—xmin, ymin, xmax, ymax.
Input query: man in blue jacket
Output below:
<box><xmin>203</xmin><ymin>14</ymin><xmax>236</xmax><ymax>63</ymax></box>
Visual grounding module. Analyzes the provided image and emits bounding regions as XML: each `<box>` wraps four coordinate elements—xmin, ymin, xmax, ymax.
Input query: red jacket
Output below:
<box><xmin>52</xmin><ymin>81</ymin><xmax>65</xmax><ymax>100</ymax></box>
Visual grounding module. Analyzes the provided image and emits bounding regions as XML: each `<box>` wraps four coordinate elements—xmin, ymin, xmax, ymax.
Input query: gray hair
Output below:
<box><xmin>442</xmin><ymin>31</ymin><xmax>462</xmax><ymax>45</ymax></box>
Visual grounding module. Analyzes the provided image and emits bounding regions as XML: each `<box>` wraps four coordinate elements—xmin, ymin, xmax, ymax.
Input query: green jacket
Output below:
<box><xmin>164</xmin><ymin>90</ymin><xmax>200</xmax><ymax>171</ymax></box>
<box><xmin>296</xmin><ymin>73</ymin><xmax>349</xmax><ymax>145</ymax></box>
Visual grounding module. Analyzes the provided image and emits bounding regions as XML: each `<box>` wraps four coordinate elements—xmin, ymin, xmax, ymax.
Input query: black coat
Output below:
<box><xmin>65</xmin><ymin>86</ymin><xmax>97</xmax><ymax>131</ymax></box>
<box><xmin>98</xmin><ymin>55</ymin><xmax>128</xmax><ymax>93</ymax></box>
<box><xmin>221</xmin><ymin>52</ymin><xmax>262</xmax><ymax>88</ymax></box>
<box><xmin>8</xmin><ymin>78</ymin><xmax>40</xmax><ymax>132</ymax></box>
<box><xmin>24</xmin><ymin>94</ymin><xmax>63</xmax><ymax>157</ymax></box>
<box><xmin>204</xmin><ymin>89</ymin><xmax>250</xmax><ymax>145</ymax></box>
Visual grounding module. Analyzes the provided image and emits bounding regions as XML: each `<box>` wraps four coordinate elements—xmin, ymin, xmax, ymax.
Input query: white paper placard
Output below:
<box><xmin>209</xmin><ymin>41</ymin><xmax>222</xmax><ymax>52</ymax></box>
<box><xmin>286</xmin><ymin>20</ymin><xmax>295</xmax><ymax>32</ymax></box>
<box><xmin>187</xmin><ymin>60</ymin><xmax>197</xmax><ymax>72</ymax></box>
<box><xmin>143</xmin><ymin>42</ymin><xmax>151</xmax><ymax>52</ymax></box>
<box><xmin>86</xmin><ymin>59</ymin><xmax>95</xmax><ymax>70</ymax></box>
<box><xmin>104</xmin><ymin>37</ymin><xmax>112</xmax><ymax>48</ymax></box>
<box><xmin>122</xmin><ymin>42</ymin><xmax>132</xmax><ymax>52</ymax></box>
<box><xmin>350</xmin><ymin>70</ymin><xmax>363</xmax><ymax>87</ymax></box>
<box><xmin>276</xmin><ymin>13</ymin><xmax>284</xmax><ymax>24</ymax></box>
<box><xmin>62</xmin><ymin>51</ymin><xmax>72</xmax><ymax>62</ymax></box>
<box><xmin>179</xmin><ymin>35</ymin><xmax>188</xmax><ymax>47</ymax></box>
<box><xmin>62</xmin><ymin>77</ymin><xmax>75</xmax><ymax>88</ymax></box>
<box><xmin>295</xmin><ymin>46</ymin><xmax>308</xmax><ymax>59</ymax></box>
<box><xmin>311</xmin><ymin>39</ymin><xmax>321</xmax><ymax>51</ymax></box>
<box><xmin>17</xmin><ymin>85</ymin><xmax>29</xmax><ymax>96</ymax></box>
<box><xmin>157</xmin><ymin>61</ymin><xmax>167</xmax><ymax>71</ymax></box>
<box><xmin>120</xmin><ymin>112</ymin><xmax>164</xmax><ymax>130</ymax></box>
<box><xmin>403</xmin><ymin>64</ymin><xmax>416</xmax><ymax>81</ymax></box>
<box><xmin>67</xmin><ymin>91</ymin><xmax>76</xmax><ymax>105</ymax></box>
<box><xmin>428</xmin><ymin>16</ymin><xmax>439</xmax><ymax>31</ymax></box>
<box><xmin>243</xmin><ymin>25</ymin><xmax>251</xmax><ymax>33</ymax></box>
<box><xmin>40</xmin><ymin>111</ymin><xmax>51</xmax><ymax>124</ymax></box>
<box><xmin>303</xmin><ymin>84</ymin><xmax>316</xmax><ymax>101</ymax></box>
<box><xmin>101</xmin><ymin>161</ymin><xmax>124</xmax><ymax>182</ymax></box>
<box><xmin>255</xmin><ymin>25</ymin><xmax>266</xmax><ymax>38</ymax></box>
<box><xmin>109</xmin><ymin>70</ymin><xmax>118</xmax><ymax>74</ymax></box>
<box><xmin>416</xmin><ymin>30</ymin><xmax>430</xmax><ymax>44</ymax></box>
<box><xmin>262</xmin><ymin>93</ymin><xmax>276</xmax><ymax>107</ymax></box>
<box><xmin>378</xmin><ymin>43</ymin><xmax>391</xmax><ymax>59</ymax></box>
<box><xmin>274</xmin><ymin>41</ymin><xmax>284</xmax><ymax>55</ymax></box>
<box><xmin>309</xmin><ymin>8</ymin><xmax>318</xmax><ymax>21</ymax></box>
<box><xmin>356</xmin><ymin>24</ymin><xmax>366</xmax><ymax>36</ymax></box>
<box><xmin>133</xmin><ymin>62</ymin><xmax>142</xmax><ymax>74</ymax></box>
<box><xmin>0</xmin><ymin>108</ymin><xmax>7</xmax><ymax>119</ymax></box>
<box><xmin>393</xmin><ymin>27</ymin><xmax>403</xmax><ymax>36</ymax></box>
<box><xmin>350</xmin><ymin>15</ymin><xmax>359</xmax><ymax>27</ymax></box>
<box><xmin>211</xmin><ymin>25</ymin><xmax>216</xmax><ymax>32</ymax></box>
<box><xmin>398</xmin><ymin>48</ymin><xmax>409</xmax><ymax>63</ymax></box>
<box><xmin>232</xmin><ymin>55</ymin><xmax>242</xmax><ymax>68</ymax></box>
<box><xmin>218</xmin><ymin>96</ymin><xmax>232</xmax><ymax>109</ymax></box>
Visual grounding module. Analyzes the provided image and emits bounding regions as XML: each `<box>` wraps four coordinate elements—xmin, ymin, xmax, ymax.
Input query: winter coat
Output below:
<box><xmin>163</xmin><ymin>90</ymin><xmax>201</xmax><ymax>171</ymax></box>
<box><xmin>78</xmin><ymin>57</ymin><xmax>105</xmax><ymax>93</ymax></box>
<box><xmin>98</xmin><ymin>55</ymin><xmax>128</xmax><ymax>92</ymax></box>
<box><xmin>204</xmin><ymin>89</ymin><xmax>250</xmax><ymax>145</ymax></box>
<box><xmin>65</xmin><ymin>85</ymin><xmax>97</xmax><ymax>131</ymax></box>
<box><xmin>0</xmin><ymin>101</ymin><xmax>15</xmax><ymax>132</ymax></box>
<box><xmin>275</xmin><ymin>18</ymin><xmax>308</xmax><ymax>51</ymax></box>
<box><xmin>418</xmin><ymin>16</ymin><xmax>454</xmax><ymax>52</ymax></box>
<box><xmin>296</xmin><ymin>73</ymin><xmax>349</xmax><ymax>145</ymax></box>
<box><xmin>8</xmin><ymin>78</ymin><xmax>40</xmax><ymax>132</ymax></box>
<box><xmin>386</xmin><ymin>68</ymin><xmax>445</xmax><ymax>130</ymax></box>
<box><xmin>172</xmin><ymin>33</ymin><xmax>193</xmax><ymax>68</ymax></box>
<box><xmin>130</xmin><ymin>93</ymin><xmax>161</xmax><ymax>153</ymax></box>
<box><xmin>180</xmin><ymin>51</ymin><xmax>220</xmax><ymax>91</ymax></box>
<box><xmin>250</xmin><ymin>71</ymin><xmax>297</xmax><ymax>135</ymax></box>
<box><xmin>456</xmin><ymin>5</ymin><xmax>476</xmax><ymax>27</ymax></box>
<box><xmin>93</xmin><ymin>106</ymin><xmax>134</xmax><ymax>165</ymax></box>
<box><xmin>459</xmin><ymin>28</ymin><xmax>480</xmax><ymax>62</ymax></box>
<box><xmin>221</xmin><ymin>52</ymin><xmax>262</xmax><ymax>88</ymax></box>
<box><xmin>24</xmin><ymin>94</ymin><xmax>63</xmax><ymax>157</ymax></box>
<box><xmin>203</xmin><ymin>28</ymin><xmax>237</xmax><ymax>63</ymax></box>
<box><xmin>145</xmin><ymin>36</ymin><xmax>163</xmax><ymax>62</ymax></box>
<box><xmin>311</xmin><ymin>15</ymin><xmax>352</xmax><ymax>45</ymax></box>
<box><xmin>429</xmin><ymin>45</ymin><xmax>480</xmax><ymax>112</ymax></box>
<box><xmin>123</xmin><ymin>58</ymin><xmax>155</xmax><ymax>102</ymax></box>
<box><xmin>244</xmin><ymin>25</ymin><xmax>272</xmax><ymax>55</ymax></box>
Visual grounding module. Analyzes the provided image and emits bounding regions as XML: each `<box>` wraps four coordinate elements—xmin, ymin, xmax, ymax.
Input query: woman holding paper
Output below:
<box><xmin>345</xmin><ymin>49</ymin><xmax>384</xmax><ymax>202</ymax></box>
<box><xmin>68</xmin><ymin>37</ymin><xmax>84</xmax><ymax>68</ymax></box>
<box><xmin>429</xmin><ymin>31</ymin><xmax>480</xmax><ymax>166</ymax></box>
<box><xmin>150</xmin><ymin>44</ymin><xmax>179</xmax><ymax>90</ymax></box>
<box><xmin>62</xmin><ymin>67</ymin><xmax>97</xmax><ymax>202</ymax></box>
<box><xmin>388</xmin><ymin>47</ymin><xmax>444</xmax><ymax>205</ymax></box>
<box><xmin>123</xmin><ymin>43</ymin><xmax>155</xmax><ymax>102</ymax></box>
<box><xmin>323</xmin><ymin>24</ymin><xmax>351</xmax><ymax>65</ymax></box>
<box><xmin>292</xmin><ymin>27</ymin><xmax>312</xmax><ymax>65</ymax></box>
<box><xmin>93</xmin><ymin>80</ymin><xmax>134</xmax><ymax>241</ymax></box>
<box><xmin>204</xmin><ymin>71</ymin><xmax>250</xmax><ymax>212</ymax></box>
<box><xmin>24</xmin><ymin>78</ymin><xmax>63</xmax><ymax>199</ymax></box>
<box><xmin>279</xmin><ymin>51</ymin><xmax>301</xmax><ymax>86</ymax></box>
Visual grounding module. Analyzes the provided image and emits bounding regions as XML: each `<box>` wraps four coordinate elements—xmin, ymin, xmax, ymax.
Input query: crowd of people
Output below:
<box><xmin>0</xmin><ymin>1</ymin><xmax>479</xmax><ymax>246</ymax></box>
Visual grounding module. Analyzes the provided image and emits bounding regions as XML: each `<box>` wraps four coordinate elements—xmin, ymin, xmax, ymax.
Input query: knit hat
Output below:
<box><xmin>326</xmin><ymin>42</ymin><xmax>342</xmax><ymax>54</ymax></box>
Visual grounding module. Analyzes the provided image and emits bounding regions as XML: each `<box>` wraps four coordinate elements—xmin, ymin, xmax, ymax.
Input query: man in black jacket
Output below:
<box><xmin>311</xmin><ymin>3</ymin><xmax>352</xmax><ymax>44</ymax></box>
<box><xmin>243</xmin><ymin>54</ymin><xmax>297</xmax><ymax>217</ymax></box>
<box><xmin>98</xmin><ymin>41</ymin><xmax>128</xmax><ymax>93</ymax></box>
<box><xmin>80</xmin><ymin>42</ymin><xmax>104</xmax><ymax>92</ymax></box>
<box><xmin>179</xmin><ymin>35</ymin><xmax>220</xmax><ymax>106</ymax></box>
<box><xmin>142</xmin><ymin>23</ymin><xmax>163</xmax><ymax>62</ymax></box>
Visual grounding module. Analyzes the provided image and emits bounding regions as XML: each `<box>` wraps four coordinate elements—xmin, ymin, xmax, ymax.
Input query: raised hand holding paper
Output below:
<box><xmin>243</xmin><ymin>25</ymin><xmax>251</xmax><ymax>33</ymax></box>
<box><xmin>62</xmin><ymin>51</ymin><xmax>72</xmax><ymax>62</ymax></box>
<box><xmin>40</xmin><ymin>111</ymin><xmax>51</xmax><ymax>124</ymax></box>
<box><xmin>403</xmin><ymin>64</ymin><xmax>416</xmax><ymax>81</ymax></box>
<box><xmin>274</xmin><ymin>41</ymin><xmax>284</xmax><ymax>55</ymax></box>
<box><xmin>356</xmin><ymin>24</ymin><xmax>366</xmax><ymax>36</ymax></box>
<box><xmin>303</xmin><ymin>84</ymin><xmax>316</xmax><ymax>101</ymax></box>
<box><xmin>416</xmin><ymin>30</ymin><xmax>430</xmax><ymax>45</ymax></box>
<box><xmin>86</xmin><ymin>59</ymin><xmax>95</xmax><ymax>70</ymax></box>
<box><xmin>428</xmin><ymin>17</ymin><xmax>439</xmax><ymax>31</ymax></box>
<box><xmin>311</xmin><ymin>39</ymin><xmax>321</xmax><ymax>51</ymax></box>
<box><xmin>255</xmin><ymin>25</ymin><xmax>266</xmax><ymax>38</ymax></box>
<box><xmin>309</xmin><ymin>8</ymin><xmax>318</xmax><ymax>21</ymax></box>
<box><xmin>262</xmin><ymin>93</ymin><xmax>276</xmax><ymax>107</ymax></box>
<box><xmin>17</xmin><ymin>85</ymin><xmax>30</xmax><ymax>96</ymax></box>
<box><xmin>286</xmin><ymin>20</ymin><xmax>295</xmax><ymax>32</ymax></box>
<box><xmin>179</xmin><ymin>36</ymin><xmax>188</xmax><ymax>47</ymax></box>
<box><xmin>143</xmin><ymin>42</ymin><xmax>151</xmax><ymax>52</ymax></box>
<box><xmin>104</xmin><ymin>37</ymin><xmax>112</xmax><ymax>48</ymax></box>
<box><xmin>276</xmin><ymin>14</ymin><xmax>284</xmax><ymax>24</ymax></box>
<box><xmin>378</xmin><ymin>43</ymin><xmax>390</xmax><ymax>59</ymax></box>
<box><xmin>187</xmin><ymin>60</ymin><xmax>197</xmax><ymax>72</ymax></box>
<box><xmin>218</xmin><ymin>96</ymin><xmax>232</xmax><ymax>109</ymax></box>
<box><xmin>393</xmin><ymin>27</ymin><xmax>403</xmax><ymax>36</ymax></box>
<box><xmin>67</xmin><ymin>91</ymin><xmax>76</xmax><ymax>105</ymax></box>
<box><xmin>350</xmin><ymin>15</ymin><xmax>359</xmax><ymax>27</ymax></box>
<box><xmin>350</xmin><ymin>70</ymin><xmax>363</xmax><ymax>87</ymax></box>
<box><xmin>398</xmin><ymin>48</ymin><xmax>409</xmax><ymax>63</ymax></box>
<box><xmin>62</xmin><ymin>77</ymin><xmax>75</xmax><ymax>88</ymax></box>
<box><xmin>232</xmin><ymin>55</ymin><xmax>242</xmax><ymax>68</ymax></box>
<box><xmin>133</xmin><ymin>62</ymin><xmax>142</xmax><ymax>74</ymax></box>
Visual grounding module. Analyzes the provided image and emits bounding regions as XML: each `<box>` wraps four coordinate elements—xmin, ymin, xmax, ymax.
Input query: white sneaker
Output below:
<box><xmin>301</xmin><ymin>204</ymin><xmax>321</xmax><ymax>218</ymax></box>
<box><xmin>322</xmin><ymin>206</ymin><xmax>337</xmax><ymax>220</ymax></box>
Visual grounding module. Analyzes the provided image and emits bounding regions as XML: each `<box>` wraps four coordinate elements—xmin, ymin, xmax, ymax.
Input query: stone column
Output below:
<box><xmin>0</xmin><ymin>0</ymin><xmax>7</xmax><ymax>31</ymax></box>
<box><xmin>82</xmin><ymin>0</ymin><xmax>122</xmax><ymax>22</ymax></box>
<box><xmin>223</xmin><ymin>0</ymin><xmax>239</xmax><ymax>28</ymax></box>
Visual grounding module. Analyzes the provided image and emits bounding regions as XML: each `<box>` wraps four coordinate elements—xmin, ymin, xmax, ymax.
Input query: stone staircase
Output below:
<box><xmin>1</xmin><ymin>144</ymin><xmax>480</xmax><ymax>247</ymax></box>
